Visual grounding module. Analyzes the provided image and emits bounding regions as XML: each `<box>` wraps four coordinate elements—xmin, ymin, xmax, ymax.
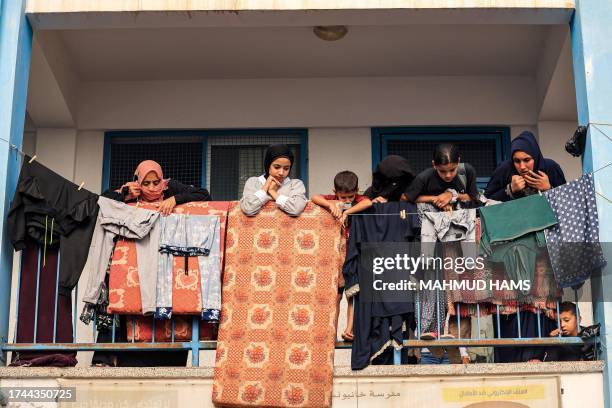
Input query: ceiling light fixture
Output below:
<box><xmin>313</xmin><ymin>25</ymin><xmax>348</xmax><ymax>41</ymax></box>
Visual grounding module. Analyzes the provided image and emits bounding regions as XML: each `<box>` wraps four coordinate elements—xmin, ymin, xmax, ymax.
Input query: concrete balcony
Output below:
<box><xmin>0</xmin><ymin>361</ymin><xmax>604</xmax><ymax>407</ymax></box>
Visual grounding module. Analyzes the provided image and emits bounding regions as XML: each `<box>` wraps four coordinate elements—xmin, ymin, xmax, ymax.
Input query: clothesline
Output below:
<box><xmin>2</xmin><ymin>139</ymin><xmax>88</xmax><ymax>191</ymax></box>
<box><xmin>590</xmin><ymin>123</ymin><xmax>612</xmax><ymax>145</ymax></box>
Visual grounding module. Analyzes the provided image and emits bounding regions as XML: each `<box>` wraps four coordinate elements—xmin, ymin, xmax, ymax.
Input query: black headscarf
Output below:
<box><xmin>263</xmin><ymin>144</ymin><xmax>294</xmax><ymax>178</ymax></box>
<box><xmin>511</xmin><ymin>131</ymin><xmax>545</xmax><ymax>172</ymax></box>
<box><xmin>364</xmin><ymin>155</ymin><xmax>415</xmax><ymax>201</ymax></box>
<box><xmin>485</xmin><ymin>131</ymin><xmax>566</xmax><ymax>201</ymax></box>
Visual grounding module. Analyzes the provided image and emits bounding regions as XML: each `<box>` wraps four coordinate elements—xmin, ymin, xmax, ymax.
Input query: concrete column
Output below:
<box><xmin>571</xmin><ymin>1</ymin><xmax>612</xmax><ymax>406</ymax></box>
<box><xmin>0</xmin><ymin>0</ymin><xmax>32</xmax><ymax>364</ymax></box>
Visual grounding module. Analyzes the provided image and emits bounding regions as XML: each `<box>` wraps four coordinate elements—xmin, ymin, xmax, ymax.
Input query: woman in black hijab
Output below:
<box><xmin>240</xmin><ymin>144</ymin><xmax>308</xmax><ymax>216</ymax></box>
<box><xmin>485</xmin><ymin>131</ymin><xmax>566</xmax><ymax>201</ymax></box>
<box><xmin>364</xmin><ymin>155</ymin><xmax>415</xmax><ymax>202</ymax></box>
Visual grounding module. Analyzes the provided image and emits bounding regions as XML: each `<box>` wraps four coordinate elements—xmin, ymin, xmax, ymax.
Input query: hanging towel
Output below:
<box><xmin>479</xmin><ymin>194</ymin><xmax>558</xmax><ymax>295</ymax></box>
<box><xmin>543</xmin><ymin>173</ymin><xmax>607</xmax><ymax>288</ymax></box>
<box><xmin>479</xmin><ymin>194</ymin><xmax>558</xmax><ymax>252</ymax></box>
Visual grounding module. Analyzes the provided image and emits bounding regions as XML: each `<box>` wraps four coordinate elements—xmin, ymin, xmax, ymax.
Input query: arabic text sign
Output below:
<box><xmin>332</xmin><ymin>376</ymin><xmax>559</xmax><ymax>408</ymax></box>
<box><xmin>442</xmin><ymin>385</ymin><xmax>545</xmax><ymax>402</ymax></box>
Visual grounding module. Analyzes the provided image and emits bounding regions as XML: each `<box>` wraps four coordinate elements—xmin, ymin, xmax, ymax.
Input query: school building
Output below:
<box><xmin>1</xmin><ymin>0</ymin><xmax>611</xmax><ymax>407</ymax></box>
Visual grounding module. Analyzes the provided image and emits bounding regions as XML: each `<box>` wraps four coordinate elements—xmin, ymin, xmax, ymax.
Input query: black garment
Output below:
<box><xmin>485</xmin><ymin>131</ymin><xmax>566</xmax><ymax>202</ymax></box>
<box><xmin>544</xmin><ymin>325</ymin><xmax>587</xmax><ymax>362</ymax></box>
<box><xmin>493</xmin><ymin>312</ymin><xmax>557</xmax><ymax>363</ymax></box>
<box><xmin>364</xmin><ymin>155</ymin><xmax>415</xmax><ymax>201</ymax></box>
<box><xmin>545</xmin><ymin>344</ymin><xmax>584</xmax><ymax>362</ymax></box>
<box><xmin>404</xmin><ymin>164</ymin><xmax>478</xmax><ymax>202</ymax></box>
<box><xmin>370</xmin><ymin>315</ymin><xmax>417</xmax><ymax>366</ymax></box>
<box><xmin>7</xmin><ymin>156</ymin><xmax>99</xmax><ymax>296</ymax></box>
<box><xmin>263</xmin><ymin>144</ymin><xmax>294</xmax><ymax>178</ymax></box>
<box><xmin>343</xmin><ymin>202</ymin><xmax>419</xmax><ymax>370</ymax></box>
<box><xmin>103</xmin><ymin>179</ymin><xmax>211</xmax><ymax>204</ymax></box>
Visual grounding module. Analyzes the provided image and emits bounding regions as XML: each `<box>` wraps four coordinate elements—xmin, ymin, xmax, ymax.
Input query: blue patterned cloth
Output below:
<box><xmin>155</xmin><ymin>307</ymin><xmax>172</xmax><ymax>320</ymax></box>
<box><xmin>544</xmin><ymin>173</ymin><xmax>607</xmax><ymax>288</ymax></box>
<box><xmin>201</xmin><ymin>308</ymin><xmax>220</xmax><ymax>322</ymax></box>
<box><xmin>156</xmin><ymin>214</ymin><xmax>220</xmax><ymax>319</ymax></box>
<box><xmin>198</xmin><ymin>220</ymin><xmax>221</xmax><ymax>321</ymax></box>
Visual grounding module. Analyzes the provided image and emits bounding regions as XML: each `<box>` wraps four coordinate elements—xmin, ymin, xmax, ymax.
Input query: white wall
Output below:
<box><xmin>538</xmin><ymin>120</ymin><xmax>581</xmax><ymax>181</ymax></box>
<box><xmin>74</xmin><ymin>131</ymin><xmax>105</xmax><ymax>194</ymax></box>
<box><xmin>308</xmin><ymin>128</ymin><xmax>372</xmax><ymax>194</ymax></box>
<box><xmin>76</xmin><ymin>76</ymin><xmax>537</xmax><ymax>130</ymax></box>
<box><xmin>22</xmin><ymin>131</ymin><xmax>37</xmax><ymax>156</ymax></box>
<box><xmin>0</xmin><ymin>371</ymin><xmax>604</xmax><ymax>408</ymax></box>
<box><xmin>70</xmin><ymin>74</ymin><xmax>541</xmax><ymax>194</ymax></box>
<box><xmin>34</xmin><ymin>128</ymin><xmax>77</xmax><ymax>181</ymax></box>
<box><xmin>66</xmin><ymin>74</ymin><xmax>555</xmax><ymax>195</ymax></box>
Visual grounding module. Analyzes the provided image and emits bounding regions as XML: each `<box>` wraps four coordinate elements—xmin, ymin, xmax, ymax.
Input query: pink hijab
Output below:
<box><xmin>134</xmin><ymin>160</ymin><xmax>169</xmax><ymax>202</ymax></box>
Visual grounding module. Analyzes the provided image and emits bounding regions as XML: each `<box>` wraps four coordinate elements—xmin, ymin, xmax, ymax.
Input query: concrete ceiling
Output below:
<box><xmin>55</xmin><ymin>24</ymin><xmax>549</xmax><ymax>81</ymax></box>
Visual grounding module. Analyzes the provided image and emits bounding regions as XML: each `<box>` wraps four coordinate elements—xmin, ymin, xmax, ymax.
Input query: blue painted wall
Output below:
<box><xmin>0</xmin><ymin>0</ymin><xmax>32</xmax><ymax>364</ymax></box>
<box><xmin>571</xmin><ymin>0</ymin><xmax>612</xmax><ymax>406</ymax></box>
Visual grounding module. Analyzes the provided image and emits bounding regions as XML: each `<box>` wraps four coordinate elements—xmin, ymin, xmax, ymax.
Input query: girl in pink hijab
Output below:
<box><xmin>105</xmin><ymin>160</ymin><xmax>211</xmax><ymax>216</ymax></box>
<box><xmin>94</xmin><ymin>159</ymin><xmax>211</xmax><ymax>367</ymax></box>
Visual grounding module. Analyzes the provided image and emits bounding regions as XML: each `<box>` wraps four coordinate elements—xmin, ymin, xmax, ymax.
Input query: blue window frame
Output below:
<box><xmin>371</xmin><ymin>126</ymin><xmax>511</xmax><ymax>190</ymax></box>
<box><xmin>102</xmin><ymin>129</ymin><xmax>308</xmax><ymax>199</ymax></box>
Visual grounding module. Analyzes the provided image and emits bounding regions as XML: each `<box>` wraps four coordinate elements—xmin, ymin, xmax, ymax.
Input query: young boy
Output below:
<box><xmin>544</xmin><ymin>302</ymin><xmax>585</xmax><ymax>362</ymax></box>
<box><xmin>312</xmin><ymin>171</ymin><xmax>372</xmax><ymax>342</ymax></box>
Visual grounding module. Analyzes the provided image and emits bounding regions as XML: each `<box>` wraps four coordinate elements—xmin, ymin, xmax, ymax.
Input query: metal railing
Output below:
<box><xmin>1</xmin><ymin>246</ymin><xmax>589</xmax><ymax>367</ymax></box>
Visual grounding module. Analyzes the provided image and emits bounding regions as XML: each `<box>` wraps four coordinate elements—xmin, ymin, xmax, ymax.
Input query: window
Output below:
<box><xmin>371</xmin><ymin>127</ymin><xmax>511</xmax><ymax>189</ymax></box>
<box><xmin>103</xmin><ymin>130</ymin><xmax>307</xmax><ymax>200</ymax></box>
<box><xmin>105</xmin><ymin>134</ymin><xmax>204</xmax><ymax>190</ymax></box>
<box><xmin>208</xmin><ymin>137</ymin><xmax>302</xmax><ymax>201</ymax></box>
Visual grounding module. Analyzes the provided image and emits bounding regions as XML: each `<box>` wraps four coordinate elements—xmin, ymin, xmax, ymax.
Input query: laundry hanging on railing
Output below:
<box><xmin>418</xmin><ymin>202</ymin><xmax>477</xmax><ymax>262</ymax></box>
<box><xmin>479</xmin><ymin>194</ymin><xmax>558</xmax><ymax>294</ymax></box>
<box><xmin>445</xmin><ymin>217</ymin><xmax>562</xmax><ymax>313</ymax></box>
<box><xmin>543</xmin><ymin>172</ymin><xmax>607</xmax><ymax>288</ymax></box>
<box><xmin>7</xmin><ymin>155</ymin><xmax>99</xmax><ymax>296</ymax></box>
<box><xmin>416</xmin><ymin>203</ymin><xmax>477</xmax><ymax>340</ymax></box>
<box><xmin>213</xmin><ymin>202</ymin><xmax>343</xmax><ymax>408</ymax></box>
<box><xmin>81</xmin><ymin>196</ymin><xmax>161</xmax><ymax>315</ymax></box>
<box><xmin>343</xmin><ymin>202</ymin><xmax>419</xmax><ymax>370</ymax></box>
<box><xmin>156</xmin><ymin>213</ymin><xmax>220</xmax><ymax>320</ymax></box>
<box><xmin>106</xmin><ymin>201</ymin><xmax>230</xmax><ymax>317</ymax></box>
<box><xmin>10</xmin><ymin>238</ymin><xmax>77</xmax><ymax>368</ymax></box>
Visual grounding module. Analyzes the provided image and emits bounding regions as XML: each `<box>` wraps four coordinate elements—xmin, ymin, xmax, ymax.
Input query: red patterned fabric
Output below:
<box><xmin>213</xmin><ymin>202</ymin><xmax>342</xmax><ymax>408</ymax></box>
<box><xmin>107</xmin><ymin>201</ymin><xmax>230</xmax><ymax>315</ymax></box>
<box><xmin>126</xmin><ymin>316</ymin><xmax>216</xmax><ymax>342</ymax></box>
